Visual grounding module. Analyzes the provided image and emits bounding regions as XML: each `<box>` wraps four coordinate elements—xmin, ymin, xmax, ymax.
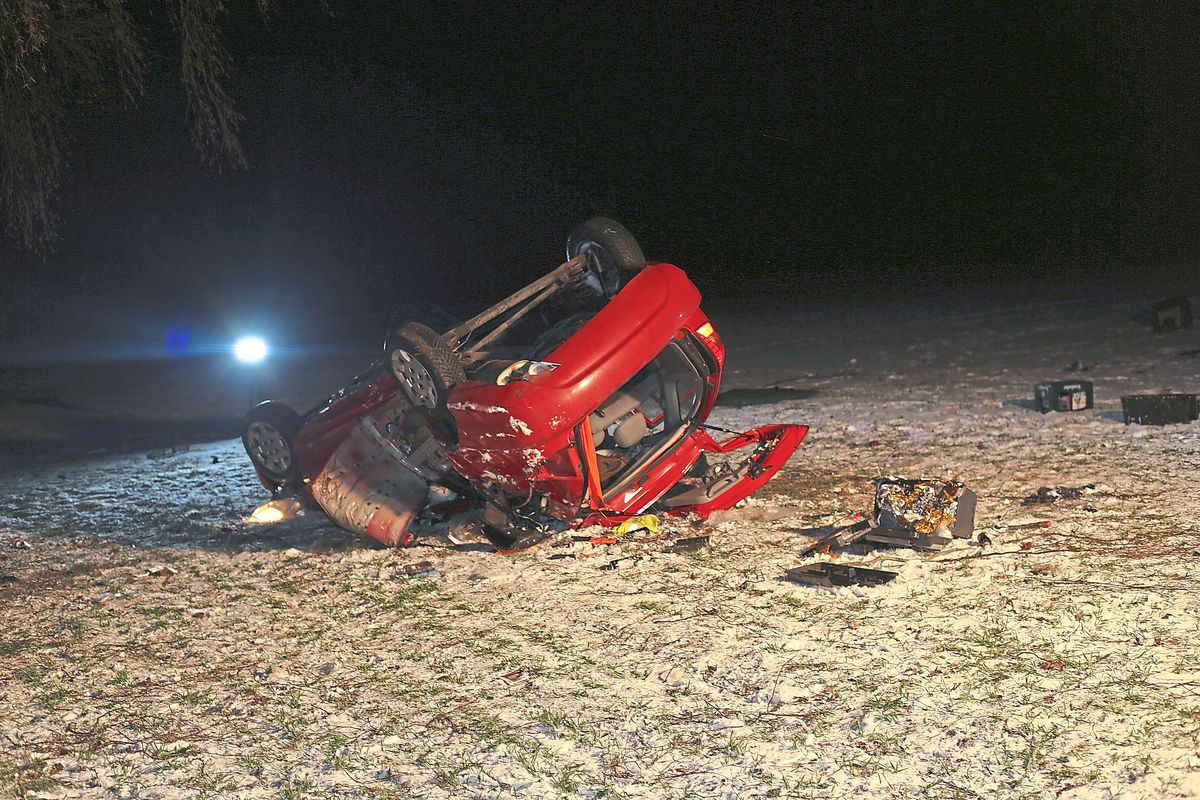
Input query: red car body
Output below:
<box><xmin>244</xmin><ymin>231</ymin><xmax>807</xmax><ymax>550</ymax></box>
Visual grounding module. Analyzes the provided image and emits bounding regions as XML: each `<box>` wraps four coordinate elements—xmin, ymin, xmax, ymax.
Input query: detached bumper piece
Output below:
<box><xmin>784</xmin><ymin>562</ymin><xmax>898</xmax><ymax>588</ymax></box>
<box><xmin>1121</xmin><ymin>394</ymin><xmax>1199</xmax><ymax>426</ymax></box>
<box><xmin>1035</xmin><ymin>380</ymin><xmax>1094</xmax><ymax>413</ymax></box>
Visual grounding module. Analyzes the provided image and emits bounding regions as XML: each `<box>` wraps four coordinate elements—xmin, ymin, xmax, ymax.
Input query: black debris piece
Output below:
<box><xmin>665</xmin><ymin>536</ymin><xmax>711</xmax><ymax>553</ymax></box>
<box><xmin>784</xmin><ymin>562</ymin><xmax>898</xmax><ymax>588</ymax></box>
<box><xmin>796</xmin><ymin>519</ymin><xmax>873</xmax><ymax>557</ymax></box>
<box><xmin>1022</xmin><ymin>484</ymin><xmax>1096</xmax><ymax>505</ymax></box>
<box><xmin>1153</xmin><ymin>297</ymin><xmax>1193</xmax><ymax>333</ymax></box>
<box><xmin>1121</xmin><ymin>394</ymin><xmax>1199</xmax><ymax>426</ymax></box>
<box><xmin>0</xmin><ymin>575</ymin><xmax>18</xmax><ymax>585</ymax></box>
<box><xmin>1034</xmin><ymin>381</ymin><xmax>1094</xmax><ymax>413</ymax></box>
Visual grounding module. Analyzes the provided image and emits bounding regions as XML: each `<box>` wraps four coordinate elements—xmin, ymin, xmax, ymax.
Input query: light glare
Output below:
<box><xmin>234</xmin><ymin>336</ymin><xmax>269</xmax><ymax>364</ymax></box>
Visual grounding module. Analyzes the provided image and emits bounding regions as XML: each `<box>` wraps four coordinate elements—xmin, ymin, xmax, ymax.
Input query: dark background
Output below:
<box><xmin>2</xmin><ymin>2</ymin><xmax>1197</xmax><ymax>356</ymax></box>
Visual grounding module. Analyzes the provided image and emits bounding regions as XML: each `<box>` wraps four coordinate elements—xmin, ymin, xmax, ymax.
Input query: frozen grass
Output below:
<box><xmin>3</xmin><ymin>288</ymin><xmax>1200</xmax><ymax>798</ymax></box>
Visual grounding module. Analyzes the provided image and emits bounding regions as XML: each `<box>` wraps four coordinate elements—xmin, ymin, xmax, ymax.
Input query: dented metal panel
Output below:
<box><xmin>309</xmin><ymin>418</ymin><xmax>428</xmax><ymax>548</ymax></box>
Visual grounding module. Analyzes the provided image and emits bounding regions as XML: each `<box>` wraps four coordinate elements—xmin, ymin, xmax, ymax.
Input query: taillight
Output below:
<box><xmin>693</xmin><ymin>321</ymin><xmax>723</xmax><ymax>354</ymax></box>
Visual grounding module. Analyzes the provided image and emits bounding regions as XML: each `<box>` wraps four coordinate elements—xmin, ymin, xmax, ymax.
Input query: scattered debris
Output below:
<box><xmin>398</xmin><ymin>560</ymin><xmax>437</xmax><ymax>578</ymax></box>
<box><xmin>1152</xmin><ymin>296</ymin><xmax>1193</xmax><ymax>333</ymax></box>
<box><xmin>147</xmin><ymin>444</ymin><xmax>191</xmax><ymax>460</ymax></box>
<box><xmin>0</xmin><ymin>574</ymin><xmax>18</xmax><ymax>586</ymax></box>
<box><xmin>869</xmin><ymin>477</ymin><xmax>976</xmax><ymax>544</ymax></box>
<box><xmin>798</xmin><ymin>478</ymin><xmax>976</xmax><ymax>555</ymax></box>
<box><xmin>147</xmin><ymin>565</ymin><xmax>179</xmax><ymax>578</ymax></box>
<box><xmin>665</xmin><ymin>535</ymin><xmax>711</xmax><ymax>553</ymax></box>
<box><xmin>1023</xmin><ymin>485</ymin><xmax>1098</xmax><ymax>505</ymax></box>
<box><xmin>498</xmin><ymin>669</ymin><xmax>529</xmax><ymax>686</ymax></box>
<box><xmin>600</xmin><ymin>555</ymin><xmax>642</xmax><ymax>571</ymax></box>
<box><xmin>1035</xmin><ymin>380</ymin><xmax>1094</xmax><ymax>413</ymax></box>
<box><xmin>784</xmin><ymin>562</ymin><xmax>898</xmax><ymax>588</ymax></box>
<box><xmin>574</xmin><ymin>535</ymin><xmax>618</xmax><ymax>545</ymax></box>
<box><xmin>1121</xmin><ymin>394</ymin><xmax>1199</xmax><ymax>426</ymax></box>
<box><xmin>1040</xmin><ymin>659</ymin><xmax>1066</xmax><ymax>671</ymax></box>
<box><xmin>1005</xmin><ymin>520</ymin><xmax>1053</xmax><ymax>530</ymax></box>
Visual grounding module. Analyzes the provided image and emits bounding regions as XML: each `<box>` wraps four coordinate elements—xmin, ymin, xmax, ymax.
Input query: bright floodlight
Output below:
<box><xmin>234</xmin><ymin>336</ymin><xmax>269</xmax><ymax>364</ymax></box>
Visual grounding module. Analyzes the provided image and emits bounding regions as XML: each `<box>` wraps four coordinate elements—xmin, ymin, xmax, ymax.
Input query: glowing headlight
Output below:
<box><xmin>234</xmin><ymin>336</ymin><xmax>269</xmax><ymax>364</ymax></box>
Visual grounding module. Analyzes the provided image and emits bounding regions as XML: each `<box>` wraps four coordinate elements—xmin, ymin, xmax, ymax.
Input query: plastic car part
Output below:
<box><xmin>241</xmin><ymin>401</ymin><xmax>302</xmax><ymax>485</ymax></box>
<box><xmin>385</xmin><ymin>322</ymin><xmax>466</xmax><ymax>412</ymax></box>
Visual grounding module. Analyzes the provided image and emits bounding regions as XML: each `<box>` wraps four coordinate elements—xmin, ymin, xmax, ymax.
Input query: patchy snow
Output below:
<box><xmin>448</xmin><ymin>401</ymin><xmax>510</xmax><ymax>414</ymax></box>
<box><xmin>2</xmin><ymin>280</ymin><xmax>1200</xmax><ymax>798</ymax></box>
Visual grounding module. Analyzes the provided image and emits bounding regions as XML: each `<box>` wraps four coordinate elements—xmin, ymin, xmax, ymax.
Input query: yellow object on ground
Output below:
<box><xmin>614</xmin><ymin>514</ymin><xmax>660</xmax><ymax>538</ymax></box>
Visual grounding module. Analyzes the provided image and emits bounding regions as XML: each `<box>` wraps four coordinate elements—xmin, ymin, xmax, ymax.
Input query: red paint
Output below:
<box><xmin>247</xmin><ymin>262</ymin><xmax>808</xmax><ymax>546</ymax></box>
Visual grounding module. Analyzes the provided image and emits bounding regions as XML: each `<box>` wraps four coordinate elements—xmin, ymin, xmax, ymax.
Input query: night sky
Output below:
<box><xmin>3</xmin><ymin>2</ymin><xmax>1198</xmax><ymax>353</ymax></box>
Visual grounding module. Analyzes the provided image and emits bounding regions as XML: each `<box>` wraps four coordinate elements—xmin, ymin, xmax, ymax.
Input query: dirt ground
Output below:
<box><xmin>2</xmin><ymin>281</ymin><xmax>1199</xmax><ymax>799</ymax></box>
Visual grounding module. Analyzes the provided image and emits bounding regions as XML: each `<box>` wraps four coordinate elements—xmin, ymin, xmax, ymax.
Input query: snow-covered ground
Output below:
<box><xmin>2</xmin><ymin>280</ymin><xmax>1199</xmax><ymax>799</ymax></box>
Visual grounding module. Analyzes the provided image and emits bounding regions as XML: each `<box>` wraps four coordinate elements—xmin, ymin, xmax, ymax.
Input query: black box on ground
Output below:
<box><xmin>1121</xmin><ymin>394</ymin><xmax>1199</xmax><ymax>425</ymax></box>
<box><xmin>1035</xmin><ymin>381</ymin><xmax>1094</xmax><ymax>413</ymax></box>
<box><xmin>1153</xmin><ymin>297</ymin><xmax>1193</xmax><ymax>333</ymax></box>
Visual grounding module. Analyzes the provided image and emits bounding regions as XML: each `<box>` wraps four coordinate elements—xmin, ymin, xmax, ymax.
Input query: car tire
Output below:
<box><xmin>385</xmin><ymin>322</ymin><xmax>466</xmax><ymax>414</ymax></box>
<box><xmin>242</xmin><ymin>401</ymin><xmax>302</xmax><ymax>485</ymax></box>
<box><xmin>566</xmin><ymin>217</ymin><xmax>646</xmax><ymax>296</ymax></box>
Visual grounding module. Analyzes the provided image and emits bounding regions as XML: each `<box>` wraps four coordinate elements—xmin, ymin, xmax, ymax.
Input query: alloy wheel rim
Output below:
<box><xmin>247</xmin><ymin>421</ymin><xmax>292</xmax><ymax>474</ymax></box>
<box><xmin>391</xmin><ymin>349</ymin><xmax>438</xmax><ymax>407</ymax></box>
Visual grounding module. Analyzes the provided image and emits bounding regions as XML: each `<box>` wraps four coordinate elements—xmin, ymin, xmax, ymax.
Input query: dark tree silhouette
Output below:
<box><xmin>0</xmin><ymin>0</ymin><xmax>263</xmax><ymax>252</ymax></box>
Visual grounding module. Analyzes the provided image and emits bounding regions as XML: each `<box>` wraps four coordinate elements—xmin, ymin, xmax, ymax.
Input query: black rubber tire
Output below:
<box><xmin>385</xmin><ymin>322</ymin><xmax>466</xmax><ymax>414</ymax></box>
<box><xmin>566</xmin><ymin>217</ymin><xmax>646</xmax><ymax>296</ymax></box>
<box><xmin>241</xmin><ymin>401</ymin><xmax>302</xmax><ymax>485</ymax></box>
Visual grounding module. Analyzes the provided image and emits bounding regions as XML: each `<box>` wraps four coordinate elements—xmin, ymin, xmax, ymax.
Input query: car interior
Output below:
<box><xmin>588</xmin><ymin>340</ymin><xmax>708</xmax><ymax>498</ymax></box>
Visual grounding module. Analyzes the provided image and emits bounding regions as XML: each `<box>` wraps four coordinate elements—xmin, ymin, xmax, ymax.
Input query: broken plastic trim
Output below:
<box><xmin>495</xmin><ymin>360</ymin><xmax>560</xmax><ymax>386</ymax></box>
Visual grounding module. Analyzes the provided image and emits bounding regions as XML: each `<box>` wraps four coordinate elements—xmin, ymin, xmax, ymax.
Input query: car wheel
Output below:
<box><xmin>566</xmin><ymin>217</ymin><xmax>646</xmax><ymax>296</ymax></box>
<box><xmin>242</xmin><ymin>401</ymin><xmax>302</xmax><ymax>485</ymax></box>
<box><xmin>385</xmin><ymin>322</ymin><xmax>466</xmax><ymax>413</ymax></box>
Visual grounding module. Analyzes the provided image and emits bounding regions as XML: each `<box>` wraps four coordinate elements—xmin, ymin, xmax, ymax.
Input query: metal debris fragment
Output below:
<box><xmin>784</xmin><ymin>562</ymin><xmax>898</xmax><ymax>588</ymax></box>
<box><xmin>871</xmin><ymin>477</ymin><xmax>976</xmax><ymax>540</ymax></box>
<box><xmin>1022</xmin><ymin>485</ymin><xmax>1097</xmax><ymax>505</ymax></box>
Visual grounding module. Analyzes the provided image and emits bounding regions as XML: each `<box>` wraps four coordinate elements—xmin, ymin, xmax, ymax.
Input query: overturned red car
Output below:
<box><xmin>241</xmin><ymin>218</ymin><xmax>807</xmax><ymax>550</ymax></box>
